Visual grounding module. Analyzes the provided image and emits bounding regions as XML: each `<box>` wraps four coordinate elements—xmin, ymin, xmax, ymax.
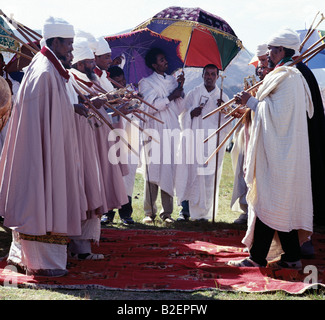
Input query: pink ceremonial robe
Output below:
<box><xmin>70</xmin><ymin>69</ymin><xmax>129</xmax><ymax>210</ymax></box>
<box><xmin>0</xmin><ymin>47</ymin><xmax>86</xmax><ymax>236</ymax></box>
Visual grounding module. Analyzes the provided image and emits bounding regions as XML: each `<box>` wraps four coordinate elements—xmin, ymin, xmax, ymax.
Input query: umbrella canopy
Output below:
<box><xmin>133</xmin><ymin>6</ymin><xmax>243</xmax><ymax>70</ymax></box>
<box><xmin>105</xmin><ymin>28</ymin><xmax>183</xmax><ymax>85</ymax></box>
<box><xmin>298</xmin><ymin>29</ymin><xmax>325</xmax><ymax>69</ymax></box>
<box><xmin>0</xmin><ymin>17</ymin><xmax>18</xmax><ymax>52</ymax></box>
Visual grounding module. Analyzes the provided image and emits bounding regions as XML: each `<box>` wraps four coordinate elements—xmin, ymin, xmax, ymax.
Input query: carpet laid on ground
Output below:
<box><xmin>0</xmin><ymin>228</ymin><xmax>324</xmax><ymax>293</ymax></box>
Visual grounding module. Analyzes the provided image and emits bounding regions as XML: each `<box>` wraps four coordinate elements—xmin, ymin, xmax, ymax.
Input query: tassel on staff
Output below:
<box><xmin>107</xmin><ymin>75</ymin><xmax>159</xmax><ymax>113</ymax></box>
<box><xmin>87</xmin><ymin>87</ymin><xmax>164</xmax><ymax>124</ymax></box>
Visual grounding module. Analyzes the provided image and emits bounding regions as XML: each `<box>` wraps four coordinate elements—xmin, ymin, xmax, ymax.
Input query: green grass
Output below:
<box><xmin>0</xmin><ymin>153</ymin><xmax>324</xmax><ymax>300</ymax></box>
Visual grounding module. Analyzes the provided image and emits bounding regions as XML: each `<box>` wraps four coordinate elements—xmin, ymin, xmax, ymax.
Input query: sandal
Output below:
<box><xmin>227</xmin><ymin>257</ymin><xmax>262</xmax><ymax>267</ymax></box>
<box><xmin>268</xmin><ymin>259</ymin><xmax>302</xmax><ymax>270</ymax></box>
<box><xmin>69</xmin><ymin>252</ymin><xmax>104</xmax><ymax>260</ymax></box>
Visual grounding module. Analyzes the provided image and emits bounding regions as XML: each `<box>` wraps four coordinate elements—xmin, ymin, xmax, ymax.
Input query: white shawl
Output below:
<box><xmin>242</xmin><ymin>65</ymin><xmax>314</xmax><ymax>255</ymax></box>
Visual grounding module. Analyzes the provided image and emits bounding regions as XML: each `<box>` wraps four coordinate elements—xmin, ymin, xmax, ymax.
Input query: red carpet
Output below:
<box><xmin>0</xmin><ymin>228</ymin><xmax>324</xmax><ymax>293</ymax></box>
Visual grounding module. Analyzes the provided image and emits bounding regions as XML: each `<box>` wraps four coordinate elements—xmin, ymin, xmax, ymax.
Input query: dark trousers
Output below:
<box><xmin>180</xmin><ymin>200</ymin><xmax>190</xmax><ymax>217</ymax></box>
<box><xmin>106</xmin><ymin>196</ymin><xmax>133</xmax><ymax>220</ymax></box>
<box><xmin>250</xmin><ymin>217</ymin><xmax>301</xmax><ymax>266</ymax></box>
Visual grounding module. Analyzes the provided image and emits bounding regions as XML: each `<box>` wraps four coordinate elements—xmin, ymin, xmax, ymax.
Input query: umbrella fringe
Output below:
<box><xmin>134</xmin><ymin>18</ymin><xmax>242</xmax><ymax>48</ymax></box>
<box><xmin>105</xmin><ymin>28</ymin><xmax>181</xmax><ymax>45</ymax></box>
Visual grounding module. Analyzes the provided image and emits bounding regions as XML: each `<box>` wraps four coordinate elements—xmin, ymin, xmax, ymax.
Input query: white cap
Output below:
<box><xmin>256</xmin><ymin>44</ymin><xmax>268</xmax><ymax>57</ymax></box>
<box><xmin>72</xmin><ymin>37</ymin><xmax>95</xmax><ymax>65</ymax></box>
<box><xmin>267</xmin><ymin>28</ymin><xmax>300</xmax><ymax>55</ymax></box>
<box><xmin>42</xmin><ymin>16</ymin><xmax>74</xmax><ymax>40</ymax></box>
<box><xmin>94</xmin><ymin>37</ymin><xmax>111</xmax><ymax>56</ymax></box>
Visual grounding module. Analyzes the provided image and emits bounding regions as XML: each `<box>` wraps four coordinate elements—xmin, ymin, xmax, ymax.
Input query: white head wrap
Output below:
<box><xmin>267</xmin><ymin>28</ymin><xmax>300</xmax><ymax>55</ymax></box>
<box><xmin>39</xmin><ymin>38</ymin><xmax>46</xmax><ymax>48</ymax></box>
<box><xmin>256</xmin><ymin>44</ymin><xmax>268</xmax><ymax>57</ymax></box>
<box><xmin>72</xmin><ymin>37</ymin><xmax>95</xmax><ymax>65</ymax></box>
<box><xmin>42</xmin><ymin>16</ymin><xmax>75</xmax><ymax>40</ymax></box>
<box><xmin>94</xmin><ymin>37</ymin><xmax>111</xmax><ymax>56</ymax></box>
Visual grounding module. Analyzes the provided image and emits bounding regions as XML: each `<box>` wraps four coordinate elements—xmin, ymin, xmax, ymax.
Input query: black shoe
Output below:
<box><xmin>121</xmin><ymin>217</ymin><xmax>135</xmax><ymax>225</ymax></box>
<box><xmin>101</xmin><ymin>215</ymin><xmax>114</xmax><ymax>225</ymax></box>
<box><xmin>177</xmin><ymin>212</ymin><xmax>190</xmax><ymax>221</ymax></box>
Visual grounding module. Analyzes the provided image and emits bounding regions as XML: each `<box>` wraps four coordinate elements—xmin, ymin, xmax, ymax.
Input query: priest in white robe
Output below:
<box><xmin>0</xmin><ymin>17</ymin><xmax>85</xmax><ymax>277</ymax></box>
<box><xmin>175</xmin><ymin>64</ymin><xmax>230</xmax><ymax>221</ymax></box>
<box><xmin>228</xmin><ymin>28</ymin><xmax>313</xmax><ymax>269</ymax></box>
<box><xmin>138</xmin><ymin>47</ymin><xmax>185</xmax><ymax>224</ymax></box>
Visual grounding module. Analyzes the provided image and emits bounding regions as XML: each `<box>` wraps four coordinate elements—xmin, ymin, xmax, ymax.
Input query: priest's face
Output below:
<box><xmin>80</xmin><ymin>59</ymin><xmax>96</xmax><ymax>80</ymax></box>
<box><xmin>203</xmin><ymin>66</ymin><xmax>218</xmax><ymax>91</ymax></box>
<box><xmin>60</xmin><ymin>52</ymin><xmax>73</xmax><ymax>69</ymax></box>
<box><xmin>111</xmin><ymin>74</ymin><xmax>126</xmax><ymax>88</ymax></box>
<box><xmin>95</xmin><ymin>53</ymin><xmax>112</xmax><ymax>70</ymax></box>
<box><xmin>152</xmin><ymin>53</ymin><xmax>168</xmax><ymax>75</ymax></box>
<box><xmin>52</xmin><ymin>37</ymin><xmax>74</xmax><ymax>65</ymax></box>
<box><xmin>257</xmin><ymin>55</ymin><xmax>268</xmax><ymax>68</ymax></box>
<box><xmin>267</xmin><ymin>45</ymin><xmax>285</xmax><ymax>67</ymax></box>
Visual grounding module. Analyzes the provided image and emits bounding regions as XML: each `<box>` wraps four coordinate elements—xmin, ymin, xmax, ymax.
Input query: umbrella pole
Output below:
<box><xmin>212</xmin><ymin>75</ymin><xmax>225</xmax><ymax>223</ymax></box>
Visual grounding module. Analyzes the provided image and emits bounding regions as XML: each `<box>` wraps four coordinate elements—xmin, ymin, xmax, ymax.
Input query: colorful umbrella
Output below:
<box><xmin>0</xmin><ymin>17</ymin><xmax>17</xmax><ymax>52</ymax></box>
<box><xmin>297</xmin><ymin>29</ymin><xmax>325</xmax><ymax>69</ymax></box>
<box><xmin>105</xmin><ymin>28</ymin><xmax>183</xmax><ymax>85</ymax></box>
<box><xmin>133</xmin><ymin>6</ymin><xmax>243</xmax><ymax>70</ymax></box>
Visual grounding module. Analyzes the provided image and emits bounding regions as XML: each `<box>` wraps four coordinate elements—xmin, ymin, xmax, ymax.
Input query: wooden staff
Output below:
<box><xmin>304</xmin><ymin>42</ymin><xmax>325</xmax><ymax>63</ymax></box>
<box><xmin>203</xmin><ymin>113</ymin><xmax>235</xmax><ymax>144</ymax></box>
<box><xmin>132</xmin><ymin>111</ymin><xmax>146</xmax><ymax>122</ymax></box>
<box><xmin>0</xmin><ymin>44</ymin><xmax>33</xmax><ymax>60</ymax></box>
<box><xmin>136</xmin><ymin>108</ymin><xmax>164</xmax><ymax>124</ymax></box>
<box><xmin>303</xmin><ymin>35</ymin><xmax>325</xmax><ymax>55</ymax></box>
<box><xmin>203</xmin><ymin>40</ymin><xmax>325</xmax><ymax>121</ymax></box>
<box><xmin>202</xmin><ymin>81</ymin><xmax>260</xmax><ymax>120</ymax></box>
<box><xmin>204</xmin><ymin>40</ymin><xmax>325</xmax><ymax>162</ymax></box>
<box><xmin>0</xmin><ymin>10</ymin><xmax>42</xmax><ymax>39</ymax></box>
<box><xmin>76</xmin><ymin>80</ymin><xmax>159</xmax><ymax>143</ymax></box>
<box><xmin>212</xmin><ymin>74</ymin><xmax>225</xmax><ymax>223</ymax></box>
<box><xmin>0</xmin><ymin>24</ymin><xmax>38</xmax><ymax>54</ymax></box>
<box><xmin>72</xmin><ymin>84</ymin><xmax>139</xmax><ymax>156</ymax></box>
<box><xmin>204</xmin><ymin>110</ymin><xmax>249</xmax><ymax>165</ymax></box>
<box><xmin>107</xmin><ymin>75</ymin><xmax>159</xmax><ymax>112</ymax></box>
<box><xmin>299</xmin><ymin>12</ymin><xmax>324</xmax><ymax>52</ymax></box>
<box><xmin>85</xmin><ymin>81</ymin><xmax>164</xmax><ymax>124</ymax></box>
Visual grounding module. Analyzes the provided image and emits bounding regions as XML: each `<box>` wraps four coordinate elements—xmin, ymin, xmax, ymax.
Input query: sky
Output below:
<box><xmin>1</xmin><ymin>0</ymin><xmax>325</xmax><ymax>53</ymax></box>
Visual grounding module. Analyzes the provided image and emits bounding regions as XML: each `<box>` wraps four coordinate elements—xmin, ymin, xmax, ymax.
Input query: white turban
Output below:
<box><xmin>256</xmin><ymin>44</ymin><xmax>268</xmax><ymax>57</ymax></box>
<box><xmin>94</xmin><ymin>37</ymin><xmax>111</xmax><ymax>56</ymax></box>
<box><xmin>267</xmin><ymin>28</ymin><xmax>300</xmax><ymax>54</ymax></box>
<box><xmin>42</xmin><ymin>16</ymin><xmax>75</xmax><ymax>40</ymax></box>
<box><xmin>72</xmin><ymin>37</ymin><xmax>95</xmax><ymax>65</ymax></box>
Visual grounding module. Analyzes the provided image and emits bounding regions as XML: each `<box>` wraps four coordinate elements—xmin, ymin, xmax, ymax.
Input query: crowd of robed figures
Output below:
<box><xmin>0</xmin><ymin>16</ymin><xmax>324</xmax><ymax>277</ymax></box>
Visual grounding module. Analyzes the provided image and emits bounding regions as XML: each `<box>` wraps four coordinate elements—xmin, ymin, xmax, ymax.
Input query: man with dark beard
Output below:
<box><xmin>228</xmin><ymin>28</ymin><xmax>314</xmax><ymax>269</ymax></box>
<box><xmin>1</xmin><ymin>17</ymin><xmax>84</xmax><ymax>277</ymax></box>
<box><xmin>69</xmin><ymin>37</ymin><xmax>129</xmax><ymax>256</ymax></box>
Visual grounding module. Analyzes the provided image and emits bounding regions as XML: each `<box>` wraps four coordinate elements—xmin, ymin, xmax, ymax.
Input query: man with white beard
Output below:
<box><xmin>175</xmin><ymin>64</ymin><xmax>230</xmax><ymax>221</ymax></box>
